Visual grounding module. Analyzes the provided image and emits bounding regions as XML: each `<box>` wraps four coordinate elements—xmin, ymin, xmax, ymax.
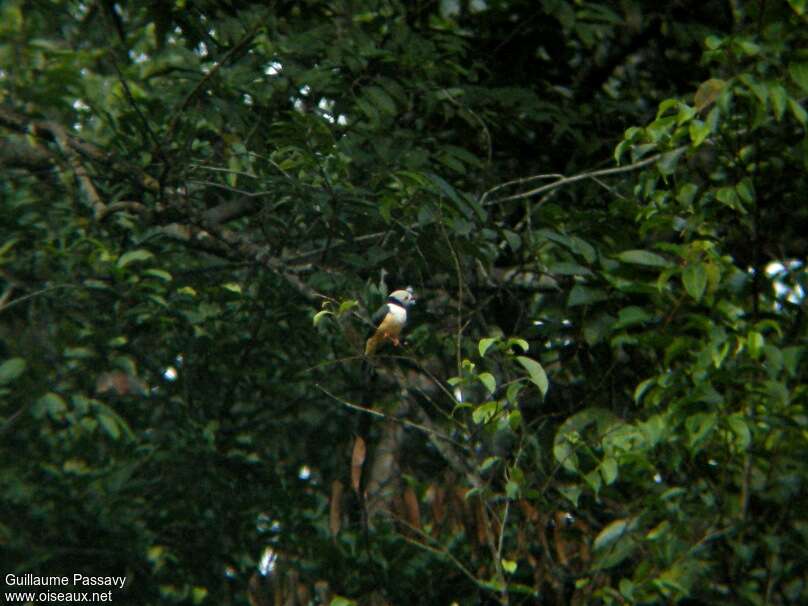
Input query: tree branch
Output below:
<box><xmin>44</xmin><ymin>121</ymin><xmax>107</xmax><ymax>218</ymax></box>
<box><xmin>481</xmin><ymin>149</ymin><xmax>679</xmax><ymax>206</ymax></box>
<box><xmin>315</xmin><ymin>384</ymin><xmax>464</xmax><ymax>447</ymax></box>
<box><xmin>157</xmin><ymin>221</ymin><xmax>321</xmax><ymax>301</ymax></box>
<box><xmin>166</xmin><ymin>20</ymin><xmax>264</xmax><ymax>137</ymax></box>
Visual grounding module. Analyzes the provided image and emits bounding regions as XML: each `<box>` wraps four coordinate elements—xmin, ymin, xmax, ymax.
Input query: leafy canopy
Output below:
<box><xmin>1</xmin><ymin>1</ymin><xmax>807</xmax><ymax>604</ymax></box>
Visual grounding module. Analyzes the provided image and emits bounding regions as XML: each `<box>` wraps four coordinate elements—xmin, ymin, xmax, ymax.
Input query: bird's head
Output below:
<box><xmin>388</xmin><ymin>286</ymin><xmax>416</xmax><ymax>308</ymax></box>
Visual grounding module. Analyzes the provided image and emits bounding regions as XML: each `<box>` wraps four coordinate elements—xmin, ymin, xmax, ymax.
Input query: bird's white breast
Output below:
<box><xmin>387</xmin><ymin>303</ymin><xmax>407</xmax><ymax>325</ymax></box>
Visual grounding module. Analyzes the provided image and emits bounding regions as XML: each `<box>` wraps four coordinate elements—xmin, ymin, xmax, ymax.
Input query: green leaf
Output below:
<box><xmin>0</xmin><ymin>238</ymin><xmax>18</xmax><ymax>260</ymax></box>
<box><xmin>617</xmin><ymin>250</ymin><xmax>671</xmax><ymax>267</ymax></box>
<box><xmin>689</xmin><ymin>119</ymin><xmax>711</xmax><ymax>146</ymax></box>
<box><xmin>677</xmin><ymin>183</ymin><xmax>699</xmax><ymax>207</ymax></box>
<box><xmin>614</xmin><ymin>306</ymin><xmax>653</xmax><ymax>329</ymax></box>
<box><xmin>549</xmin><ymin>261</ymin><xmax>593</xmax><ymax>276</ymax></box>
<box><xmin>583</xmin><ymin>314</ymin><xmax>615</xmax><ymax>346</ymax></box>
<box><xmin>788</xmin><ymin>98</ymin><xmax>807</xmax><ymax>126</ymax></box>
<box><xmin>740</xmin><ymin>73</ymin><xmax>768</xmax><ymax>106</ymax></box>
<box><xmin>117</xmin><ymin>249</ymin><xmax>154</xmax><ymax>268</ymax></box>
<box><xmin>727</xmin><ymin>414</ymin><xmax>751</xmax><ymax>450</ymax></box>
<box><xmin>0</xmin><ymin>358</ymin><xmax>26</xmax><ymax>384</ymax></box>
<box><xmin>98</xmin><ymin>413</ymin><xmax>121</xmax><ymax>440</ymax></box>
<box><xmin>747</xmin><ymin>330</ymin><xmax>764</xmax><ymax>360</ymax></box>
<box><xmin>568</xmin><ymin>285</ymin><xmax>609</xmax><ymax>307</ymax></box>
<box><xmin>33</xmin><ymin>392</ymin><xmax>67</xmax><ymax>420</ymax></box>
<box><xmin>508</xmin><ymin>409</ymin><xmax>522</xmax><ymax>430</ymax></box>
<box><xmin>478</xmin><ymin>337</ymin><xmax>500</xmax><ymax>357</ymax></box>
<box><xmin>516</xmin><ymin>356</ymin><xmax>548</xmax><ymax>397</ymax></box>
<box><xmin>614</xmin><ymin>139</ymin><xmax>630</xmax><ymax>164</ymax></box>
<box><xmin>148</xmin><ymin>294</ymin><xmax>168</xmax><ymax>307</ymax></box>
<box><xmin>505</xmin><ymin>480</ymin><xmax>520</xmax><ymax>499</ymax></box>
<box><xmin>571</xmin><ymin>236</ymin><xmax>597</xmax><ymax>263</ymax></box>
<box><xmin>365</xmin><ymin>86</ymin><xmax>396</xmax><ymax>115</ymax></box>
<box><xmin>736</xmin><ymin>178</ymin><xmax>755</xmax><ymax>204</ymax></box>
<box><xmin>770</xmin><ymin>83</ymin><xmax>787</xmax><ymax>121</ymax></box>
<box><xmin>788</xmin><ymin>0</ymin><xmax>806</xmax><ymax>15</ymax></box>
<box><xmin>683</xmin><ymin>263</ymin><xmax>707</xmax><ymax>302</ymax></box>
<box><xmin>656</xmin><ymin>98</ymin><xmax>679</xmax><ymax>118</ymax></box>
<box><xmin>478</xmin><ymin>372</ymin><xmax>496</xmax><ymax>394</ymax></box>
<box><xmin>143</xmin><ymin>269</ymin><xmax>173</xmax><ymax>281</ymax></box>
<box><xmin>656</xmin><ymin>147</ymin><xmax>686</xmax><ymax>176</ymax></box>
<box><xmin>646</xmin><ymin>520</ymin><xmax>671</xmax><ymax>541</ymax></box>
<box><xmin>337</xmin><ymin>300</ymin><xmax>359</xmax><ymax>316</ymax></box>
<box><xmin>505</xmin><ymin>338</ymin><xmax>529</xmax><ymax>353</ymax></box>
<box><xmin>591</xmin><ymin>534</ymin><xmax>637</xmax><ymax>570</ymax></box>
<box><xmin>501</xmin><ymin>559</ymin><xmax>518</xmax><ymax>574</ymax></box>
<box><xmin>619</xmin><ymin>578</ymin><xmax>635</xmax><ymax>600</ymax></box>
<box><xmin>762</xmin><ymin>344</ymin><xmax>784</xmax><ymax>378</ymax></box>
<box><xmin>782</xmin><ymin>346</ymin><xmax>802</xmax><ymax>377</ymax></box>
<box><xmin>554</xmin><ymin>408</ymin><xmax>621</xmax><ymax>472</ymax></box>
<box><xmin>312</xmin><ymin>310</ymin><xmax>332</xmax><ymax>326</ymax></box>
<box><xmin>426</xmin><ymin>173</ymin><xmax>484</xmax><ymax>221</ymax></box>
<box><xmin>716</xmin><ymin>186</ymin><xmax>742</xmax><ymax>211</ymax></box>
<box><xmin>633</xmin><ymin>377</ymin><xmax>656</xmax><ymax>404</ymax></box>
<box><xmin>736</xmin><ymin>39</ymin><xmax>760</xmax><ymax>56</ymax></box>
<box><xmin>505</xmin><ymin>382</ymin><xmax>522</xmax><ymax>405</ymax></box>
<box><xmin>694</xmin><ymin>78</ymin><xmax>725</xmax><ymax>112</ymax></box>
<box><xmin>593</xmin><ymin>518</ymin><xmax>635</xmax><ymax>551</ymax></box>
<box><xmin>479</xmin><ymin>456</ymin><xmax>500</xmax><ymax>473</ymax></box>
<box><xmin>686</xmin><ymin>412</ymin><xmax>717</xmax><ymax>450</ymax></box>
<box><xmin>789</xmin><ymin>62</ymin><xmax>808</xmax><ymax>94</ymax></box>
<box><xmin>677</xmin><ymin>103</ymin><xmax>698</xmax><ymax>125</ymax></box>
<box><xmin>600</xmin><ymin>457</ymin><xmax>618</xmax><ymax>485</ymax></box>
<box><xmin>558</xmin><ymin>484</ymin><xmax>582</xmax><ymax>507</ymax></box>
<box><xmin>472</xmin><ymin>401</ymin><xmax>500</xmax><ymax>425</ymax></box>
<box><xmin>503</xmin><ymin>229</ymin><xmax>521</xmax><ymax>251</ymax></box>
<box><xmin>705</xmin><ymin>35</ymin><xmax>723</xmax><ymax>50</ymax></box>
<box><xmin>355</xmin><ymin>96</ymin><xmax>379</xmax><ymax>123</ymax></box>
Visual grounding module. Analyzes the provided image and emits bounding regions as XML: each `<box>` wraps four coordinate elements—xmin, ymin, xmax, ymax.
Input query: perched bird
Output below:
<box><xmin>364</xmin><ymin>287</ymin><xmax>416</xmax><ymax>355</ymax></box>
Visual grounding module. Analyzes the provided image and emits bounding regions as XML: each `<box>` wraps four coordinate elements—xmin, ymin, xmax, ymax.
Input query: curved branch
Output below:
<box><xmin>482</xmin><ymin>148</ymin><xmax>680</xmax><ymax>206</ymax></box>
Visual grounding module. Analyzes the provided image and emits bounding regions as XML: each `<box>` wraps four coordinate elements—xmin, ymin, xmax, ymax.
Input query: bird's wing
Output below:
<box><xmin>369</xmin><ymin>304</ymin><xmax>390</xmax><ymax>332</ymax></box>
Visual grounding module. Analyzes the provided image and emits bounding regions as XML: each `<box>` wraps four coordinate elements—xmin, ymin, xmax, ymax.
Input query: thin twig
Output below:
<box><xmin>189</xmin><ymin>164</ymin><xmax>258</xmax><ymax>179</ymax></box>
<box><xmin>439</xmin><ymin>87</ymin><xmax>493</xmax><ymax>170</ymax></box>
<box><xmin>186</xmin><ymin>179</ymin><xmax>276</xmax><ymax>197</ymax></box>
<box><xmin>315</xmin><ymin>384</ymin><xmax>465</xmax><ymax>448</ymax></box>
<box><xmin>166</xmin><ymin>20</ymin><xmax>263</xmax><ymax>136</ymax></box>
<box><xmin>480</xmin><ymin>173</ymin><xmax>563</xmax><ymax>205</ymax></box>
<box><xmin>399</xmin><ymin>532</ymin><xmax>482</xmax><ymax>588</ymax></box>
<box><xmin>0</xmin><ymin>284</ymin><xmax>83</xmax><ymax>314</ymax></box>
<box><xmin>438</xmin><ymin>208</ymin><xmax>466</xmax><ymax>375</ymax></box>
<box><xmin>482</xmin><ymin>149</ymin><xmax>679</xmax><ymax>206</ymax></box>
<box><xmin>99</xmin><ymin>200</ymin><xmax>148</xmax><ymax>220</ymax></box>
<box><xmin>0</xmin><ymin>400</ymin><xmax>33</xmax><ymax>436</ymax></box>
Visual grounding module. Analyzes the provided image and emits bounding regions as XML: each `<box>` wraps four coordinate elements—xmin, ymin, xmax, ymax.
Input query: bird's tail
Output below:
<box><xmin>364</xmin><ymin>335</ymin><xmax>380</xmax><ymax>356</ymax></box>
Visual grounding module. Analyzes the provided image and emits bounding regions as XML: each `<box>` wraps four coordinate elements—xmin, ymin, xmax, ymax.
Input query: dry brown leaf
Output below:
<box><xmin>473</xmin><ymin>497</ymin><xmax>487</xmax><ymax>546</ymax></box>
<box><xmin>694</xmin><ymin>78</ymin><xmax>726</xmax><ymax>112</ymax></box>
<box><xmin>425</xmin><ymin>483</ymin><xmax>446</xmax><ymax>529</ymax></box>
<box><xmin>402</xmin><ymin>485</ymin><xmax>421</xmax><ymax>531</ymax></box>
<box><xmin>95</xmin><ymin>370</ymin><xmax>148</xmax><ymax>396</ymax></box>
<box><xmin>351</xmin><ymin>436</ymin><xmax>366</xmax><ymax>494</ymax></box>
<box><xmin>329</xmin><ymin>480</ymin><xmax>343</xmax><ymax>539</ymax></box>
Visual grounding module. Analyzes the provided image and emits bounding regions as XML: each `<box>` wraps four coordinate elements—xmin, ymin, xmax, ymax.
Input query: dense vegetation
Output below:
<box><xmin>2</xmin><ymin>1</ymin><xmax>807</xmax><ymax>604</ymax></box>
